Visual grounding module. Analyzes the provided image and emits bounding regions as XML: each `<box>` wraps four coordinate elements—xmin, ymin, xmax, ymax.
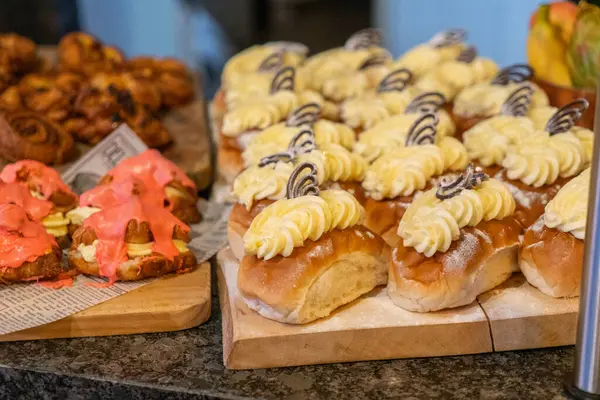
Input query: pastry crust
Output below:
<box><xmin>0</xmin><ymin>110</ymin><xmax>76</xmax><ymax>165</ymax></box>
<box><xmin>389</xmin><ymin>218</ymin><xmax>521</xmax><ymax>312</ymax></box>
<box><xmin>363</xmin><ymin>195</ymin><xmax>415</xmax><ymax>247</ymax></box>
<box><xmin>495</xmin><ymin>170</ymin><xmax>569</xmax><ymax>229</ymax></box>
<box><xmin>0</xmin><ymin>246</ymin><xmax>63</xmax><ymax>283</ymax></box>
<box><xmin>519</xmin><ymin>219</ymin><xmax>583</xmax><ymax>298</ymax></box>
<box><xmin>228</xmin><ymin>200</ymin><xmax>275</xmax><ymax>260</ymax></box>
<box><xmin>239</xmin><ymin>226</ymin><xmax>390</xmax><ymax>324</ymax></box>
<box><xmin>218</xmin><ymin>144</ymin><xmax>244</xmax><ymax>183</ymax></box>
<box><xmin>69</xmin><ymin>222</ymin><xmax>197</xmax><ymax>281</ymax></box>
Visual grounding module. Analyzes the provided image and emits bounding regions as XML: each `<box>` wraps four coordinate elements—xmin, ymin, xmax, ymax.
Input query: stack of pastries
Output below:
<box><xmin>0</xmin><ymin>32</ymin><xmax>195</xmax><ymax>165</ymax></box>
<box><xmin>219</xmin><ymin>28</ymin><xmax>595</xmax><ymax>324</ymax></box>
<box><xmin>0</xmin><ymin>150</ymin><xmax>201</xmax><ymax>284</ymax></box>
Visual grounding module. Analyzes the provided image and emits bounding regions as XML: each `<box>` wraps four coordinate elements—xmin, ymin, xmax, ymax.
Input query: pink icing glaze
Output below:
<box><xmin>0</xmin><ymin>204</ymin><xmax>57</xmax><ymax>269</ymax></box>
<box><xmin>83</xmin><ymin>197</ymin><xmax>189</xmax><ymax>281</ymax></box>
<box><xmin>80</xmin><ymin>175</ymin><xmax>165</xmax><ymax>209</ymax></box>
<box><xmin>0</xmin><ymin>160</ymin><xmax>77</xmax><ymax>200</ymax></box>
<box><xmin>107</xmin><ymin>149</ymin><xmax>196</xmax><ymax>190</ymax></box>
<box><xmin>0</xmin><ymin>181</ymin><xmax>54</xmax><ymax>221</ymax></box>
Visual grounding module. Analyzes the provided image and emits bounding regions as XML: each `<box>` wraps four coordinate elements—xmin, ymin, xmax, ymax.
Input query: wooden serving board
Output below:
<box><xmin>0</xmin><ymin>262</ymin><xmax>211</xmax><ymax>342</ymax></box>
<box><xmin>217</xmin><ymin>248</ymin><xmax>579</xmax><ymax>370</ymax></box>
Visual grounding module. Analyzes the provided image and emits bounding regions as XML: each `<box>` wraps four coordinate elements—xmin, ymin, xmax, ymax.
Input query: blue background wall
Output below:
<box><xmin>78</xmin><ymin>0</ymin><xmax>541</xmax><ymax>68</ymax></box>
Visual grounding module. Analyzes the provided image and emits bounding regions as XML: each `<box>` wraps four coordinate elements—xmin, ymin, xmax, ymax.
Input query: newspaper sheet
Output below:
<box><xmin>0</xmin><ymin>125</ymin><xmax>229</xmax><ymax>335</ymax></box>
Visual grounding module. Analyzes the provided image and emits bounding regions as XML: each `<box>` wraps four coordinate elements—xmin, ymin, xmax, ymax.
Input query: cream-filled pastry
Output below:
<box><xmin>361</xmin><ymin>113</ymin><xmax>468</xmax><ymax>245</ymax></box>
<box><xmin>394</xmin><ymin>29</ymin><xmax>468</xmax><ymax>79</ymax></box>
<box><xmin>241</xmin><ymin>103</ymin><xmax>355</xmax><ymax>167</ymax></box>
<box><xmin>452</xmin><ymin>64</ymin><xmax>549</xmax><ymax>137</ymax></box>
<box><xmin>340</xmin><ymin>68</ymin><xmax>418</xmax><ymax>131</ymax></box>
<box><xmin>389</xmin><ymin>164</ymin><xmax>520</xmax><ymax>312</ymax></box>
<box><xmin>353</xmin><ymin>92</ymin><xmax>455</xmax><ymax>162</ymax></box>
<box><xmin>496</xmin><ymin>101</ymin><xmax>589</xmax><ymax>229</ymax></box>
<box><xmin>228</xmin><ymin>129</ymin><xmax>367</xmax><ymax>259</ymax></box>
<box><xmin>238</xmin><ymin>162</ymin><xmax>389</xmax><ymax>324</ymax></box>
<box><xmin>68</xmin><ymin>197</ymin><xmax>197</xmax><ymax>283</ymax></box>
<box><xmin>414</xmin><ymin>46</ymin><xmax>498</xmax><ymax>102</ymax></box>
<box><xmin>520</xmin><ymin>168</ymin><xmax>590</xmax><ymax>298</ymax></box>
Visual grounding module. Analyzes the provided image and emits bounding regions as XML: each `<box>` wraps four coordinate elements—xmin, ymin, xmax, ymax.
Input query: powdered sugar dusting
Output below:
<box><xmin>473</xmin><ymin>228</ymin><xmax>492</xmax><ymax>244</ymax></box>
<box><xmin>444</xmin><ymin>232</ymin><xmax>479</xmax><ymax>272</ymax></box>
<box><xmin>532</xmin><ymin>215</ymin><xmax>545</xmax><ymax>232</ymax></box>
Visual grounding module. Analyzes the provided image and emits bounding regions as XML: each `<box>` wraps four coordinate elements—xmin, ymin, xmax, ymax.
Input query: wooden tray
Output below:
<box><xmin>0</xmin><ymin>262</ymin><xmax>211</xmax><ymax>342</ymax></box>
<box><xmin>217</xmin><ymin>248</ymin><xmax>579</xmax><ymax>369</ymax></box>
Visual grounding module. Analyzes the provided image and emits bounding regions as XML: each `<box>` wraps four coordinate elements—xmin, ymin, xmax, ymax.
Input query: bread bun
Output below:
<box><xmin>363</xmin><ymin>195</ymin><xmax>414</xmax><ymax>247</ymax></box>
<box><xmin>389</xmin><ymin>218</ymin><xmax>521</xmax><ymax>312</ymax></box>
<box><xmin>519</xmin><ymin>218</ymin><xmax>583</xmax><ymax>298</ymax></box>
<box><xmin>496</xmin><ymin>170</ymin><xmax>568</xmax><ymax>229</ymax></box>
<box><xmin>228</xmin><ymin>200</ymin><xmax>274</xmax><ymax>260</ymax></box>
<box><xmin>218</xmin><ymin>144</ymin><xmax>244</xmax><ymax>183</ymax></box>
<box><xmin>239</xmin><ymin>226</ymin><xmax>389</xmax><ymax>324</ymax></box>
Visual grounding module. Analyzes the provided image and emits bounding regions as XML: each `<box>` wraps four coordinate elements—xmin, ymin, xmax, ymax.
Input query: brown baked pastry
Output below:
<box><xmin>0</xmin><ymin>203</ymin><xmax>64</xmax><ymax>283</ymax></box>
<box><xmin>58</xmin><ymin>32</ymin><xmax>125</xmax><ymax>76</ymax></box>
<box><xmin>69</xmin><ymin>197</ymin><xmax>196</xmax><ymax>282</ymax></box>
<box><xmin>389</xmin><ymin>165</ymin><xmax>521</xmax><ymax>312</ymax></box>
<box><xmin>128</xmin><ymin>56</ymin><xmax>194</xmax><ymax>108</ymax></box>
<box><xmin>0</xmin><ymin>33</ymin><xmax>38</xmax><ymax>82</ymax></box>
<box><xmin>519</xmin><ymin>168</ymin><xmax>589</xmax><ymax>298</ymax></box>
<box><xmin>89</xmin><ymin>71</ymin><xmax>162</xmax><ymax>112</ymax></box>
<box><xmin>239</xmin><ymin>162</ymin><xmax>389</xmax><ymax>324</ymax></box>
<box><xmin>18</xmin><ymin>73</ymin><xmax>85</xmax><ymax>122</ymax></box>
<box><xmin>0</xmin><ymin>86</ymin><xmax>22</xmax><ymax>112</ymax></box>
<box><xmin>0</xmin><ymin>110</ymin><xmax>75</xmax><ymax>164</ymax></box>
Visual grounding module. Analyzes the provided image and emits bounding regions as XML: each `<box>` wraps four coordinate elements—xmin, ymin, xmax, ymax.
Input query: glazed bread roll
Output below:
<box><xmin>0</xmin><ymin>204</ymin><xmax>64</xmax><ymax>283</ymax></box>
<box><xmin>389</xmin><ymin>165</ymin><xmax>520</xmax><ymax>312</ymax></box>
<box><xmin>69</xmin><ymin>197</ymin><xmax>196</xmax><ymax>282</ymax></box>
<box><xmin>519</xmin><ymin>168</ymin><xmax>590</xmax><ymax>298</ymax></box>
<box><xmin>239</xmin><ymin>163</ymin><xmax>389</xmax><ymax>324</ymax></box>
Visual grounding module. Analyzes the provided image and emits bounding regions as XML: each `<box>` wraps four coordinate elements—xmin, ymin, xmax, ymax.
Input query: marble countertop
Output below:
<box><xmin>0</xmin><ymin>269</ymin><xmax>574</xmax><ymax>399</ymax></box>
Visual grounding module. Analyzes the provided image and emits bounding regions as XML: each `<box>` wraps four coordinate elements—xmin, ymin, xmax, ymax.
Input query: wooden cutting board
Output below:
<box><xmin>217</xmin><ymin>248</ymin><xmax>579</xmax><ymax>370</ymax></box>
<box><xmin>0</xmin><ymin>262</ymin><xmax>211</xmax><ymax>342</ymax></box>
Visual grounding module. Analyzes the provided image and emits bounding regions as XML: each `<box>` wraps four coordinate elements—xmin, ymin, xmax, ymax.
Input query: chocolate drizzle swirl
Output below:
<box><xmin>456</xmin><ymin>46</ymin><xmax>477</xmax><ymax>63</ymax></box>
<box><xmin>376</xmin><ymin>68</ymin><xmax>412</xmax><ymax>93</ymax></box>
<box><xmin>286</xmin><ymin>162</ymin><xmax>320</xmax><ymax>199</ymax></box>
<box><xmin>358</xmin><ymin>51</ymin><xmax>391</xmax><ymax>70</ymax></box>
<box><xmin>258</xmin><ymin>51</ymin><xmax>284</xmax><ymax>72</ymax></box>
<box><xmin>258</xmin><ymin>129</ymin><xmax>316</xmax><ymax>167</ymax></box>
<box><xmin>345</xmin><ymin>28</ymin><xmax>383</xmax><ymax>50</ymax></box>
<box><xmin>429</xmin><ymin>29</ymin><xmax>467</xmax><ymax>48</ymax></box>
<box><xmin>545</xmin><ymin>99</ymin><xmax>589</xmax><ymax>136</ymax></box>
<box><xmin>405</xmin><ymin>113</ymin><xmax>438</xmax><ymax>146</ymax></box>
<box><xmin>435</xmin><ymin>164</ymin><xmax>489</xmax><ymax>200</ymax></box>
<box><xmin>491</xmin><ymin>64</ymin><xmax>534</xmax><ymax>86</ymax></box>
<box><xmin>500</xmin><ymin>83</ymin><xmax>533</xmax><ymax>117</ymax></box>
<box><xmin>286</xmin><ymin>103</ymin><xmax>321</xmax><ymax>127</ymax></box>
<box><xmin>270</xmin><ymin>66</ymin><xmax>295</xmax><ymax>93</ymax></box>
<box><xmin>405</xmin><ymin>92</ymin><xmax>446</xmax><ymax>114</ymax></box>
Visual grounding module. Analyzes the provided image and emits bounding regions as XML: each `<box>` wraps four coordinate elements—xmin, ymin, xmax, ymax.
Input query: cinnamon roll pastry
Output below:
<box><xmin>17</xmin><ymin>73</ymin><xmax>80</xmax><ymax>122</ymax></box>
<box><xmin>390</xmin><ymin>165</ymin><xmax>521</xmax><ymax>312</ymax></box>
<box><xmin>90</xmin><ymin>71</ymin><xmax>162</xmax><ymax>112</ymax></box>
<box><xmin>58</xmin><ymin>32</ymin><xmax>125</xmax><ymax>76</ymax></box>
<box><xmin>239</xmin><ymin>162</ymin><xmax>389</xmax><ymax>324</ymax></box>
<box><xmin>0</xmin><ymin>33</ymin><xmax>38</xmax><ymax>77</ymax></box>
<box><xmin>0</xmin><ymin>86</ymin><xmax>22</xmax><ymax>112</ymax></box>
<box><xmin>69</xmin><ymin>197</ymin><xmax>197</xmax><ymax>283</ymax></box>
<box><xmin>99</xmin><ymin>149</ymin><xmax>201</xmax><ymax>224</ymax></box>
<box><xmin>0</xmin><ymin>204</ymin><xmax>64</xmax><ymax>284</ymax></box>
<box><xmin>128</xmin><ymin>57</ymin><xmax>194</xmax><ymax>108</ymax></box>
<box><xmin>0</xmin><ymin>110</ymin><xmax>75</xmax><ymax>164</ymax></box>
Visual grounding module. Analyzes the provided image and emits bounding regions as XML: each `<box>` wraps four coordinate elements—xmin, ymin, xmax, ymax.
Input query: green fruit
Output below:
<box><xmin>568</xmin><ymin>1</ymin><xmax>600</xmax><ymax>89</ymax></box>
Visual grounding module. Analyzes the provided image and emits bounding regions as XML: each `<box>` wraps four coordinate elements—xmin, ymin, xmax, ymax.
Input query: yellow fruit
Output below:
<box><xmin>527</xmin><ymin>4</ymin><xmax>573</xmax><ymax>87</ymax></box>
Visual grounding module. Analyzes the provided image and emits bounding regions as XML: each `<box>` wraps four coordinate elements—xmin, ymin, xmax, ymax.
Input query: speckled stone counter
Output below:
<box><xmin>0</xmin><ymin>267</ymin><xmax>574</xmax><ymax>400</ymax></box>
